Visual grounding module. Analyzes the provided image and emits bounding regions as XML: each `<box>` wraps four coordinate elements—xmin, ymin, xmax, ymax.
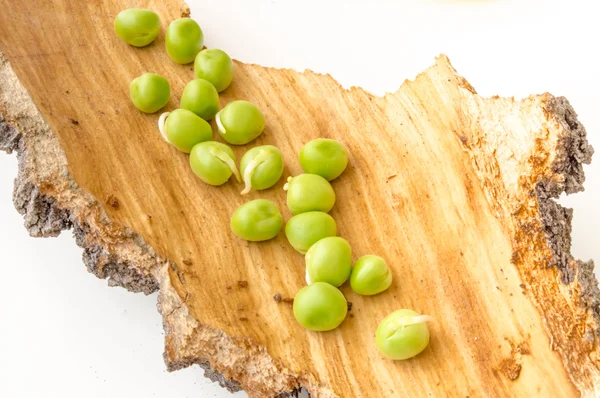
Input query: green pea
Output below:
<box><xmin>376</xmin><ymin>309</ymin><xmax>433</xmax><ymax>360</ymax></box>
<box><xmin>157</xmin><ymin>109</ymin><xmax>212</xmax><ymax>153</ymax></box>
<box><xmin>293</xmin><ymin>282</ymin><xmax>347</xmax><ymax>331</ymax></box>
<box><xmin>165</xmin><ymin>18</ymin><xmax>204</xmax><ymax>64</ymax></box>
<box><xmin>180</xmin><ymin>79</ymin><xmax>220</xmax><ymax>120</ymax></box>
<box><xmin>189</xmin><ymin>141</ymin><xmax>241</xmax><ymax>186</ymax></box>
<box><xmin>129</xmin><ymin>73</ymin><xmax>170</xmax><ymax>113</ymax></box>
<box><xmin>114</xmin><ymin>9</ymin><xmax>160</xmax><ymax>47</ymax></box>
<box><xmin>285</xmin><ymin>212</ymin><xmax>337</xmax><ymax>254</ymax></box>
<box><xmin>216</xmin><ymin>100</ymin><xmax>265</xmax><ymax>145</ymax></box>
<box><xmin>350</xmin><ymin>255</ymin><xmax>393</xmax><ymax>295</ymax></box>
<box><xmin>284</xmin><ymin>174</ymin><xmax>335</xmax><ymax>215</ymax></box>
<box><xmin>239</xmin><ymin>145</ymin><xmax>284</xmax><ymax>195</ymax></box>
<box><xmin>230</xmin><ymin>199</ymin><xmax>283</xmax><ymax>242</ymax></box>
<box><xmin>299</xmin><ymin>138</ymin><xmax>348</xmax><ymax>181</ymax></box>
<box><xmin>194</xmin><ymin>49</ymin><xmax>234</xmax><ymax>92</ymax></box>
<box><xmin>305</xmin><ymin>237</ymin><xmax>352</xmax><ymax>287</ymax></box>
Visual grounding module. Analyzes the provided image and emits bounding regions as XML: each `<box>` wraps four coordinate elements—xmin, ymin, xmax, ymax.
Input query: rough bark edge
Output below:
<box><xmin>73</xmin><ymin>223</ymin><xmax>159</xmax><ymax>295</ymax></box>
<box><xmin>458</xmin><ymin>85</ymin><xmax>598</xmax><ymax>394</ymax></box>
<box><xmin>0</xmin><ymin>54</ymin><xmax>307</xmax><ymax>396</ymax></box>
<box><xmin>1</xmin><ymin>123</ymin><xmax>71</xmax><ymax>237</ymax></box>
<box><xmin>0</xmin><ymin>50</ymin><xmax>255</xmax><ymax>395</ymax></box>
<box><xmin>166</xmin><ymin>357</ymin><xmax>243</xmax><ymax>393</ymax></box>
<box><xmin>544</xmin><ymin>97</ymin><xmax>593</xmax><ymax>196</ymax></box>
<box><xmin>534</xmin><ymin>97</ymin><xmax>598</xmax><ymax>394</ymax></box>
<box><xmin>0</xmin><ymin>120</ymin><xmax>158</xmax><ymax>294</ymax></box>
<box><xmin>537</xmin><ymin>97</ymin><xmax>600</xmax><ymax>339</ymax></box>
<box><xmin>537</xmin><ymin>97</ymin><xmax>594</xmax><ymax>277</ymax></box>
<box><xmin>0</xmin><ymin>106</ymin><xmax>252</xmax><ymax>397</ymax></box>
<box><xmin>577</xmin><ymin>259</ymin><xmax>600</xmax><ymax>341</ymax></box>
<box><xmin>536</xmin><ymin>96</ymin><xmax>596</xmax><ymax>306</ymax></box>
<box><xmin>155</xmin><ymin>260</ymin><xmax>325</xmax><ymax>397</ymax></box>
<box><xmin>166</xmin><ymin>351</ymin><xmax>301</xmax><ymax>396</ymax></box>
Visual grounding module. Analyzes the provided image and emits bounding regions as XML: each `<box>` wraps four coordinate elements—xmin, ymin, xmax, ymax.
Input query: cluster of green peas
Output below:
<box><xmin>231</xmin><ymin>141</ymin><xmax>432</xmax><ymax>360</ymax></box>
<box><xmin>115</xmin><ymin>8</ymin><xmax>432</xmax><ymax>361</ymax></box>
<box><xmin>116</xmin><ymin>8</ymin><xmax>269</xmax><ymax>187</ymax></box>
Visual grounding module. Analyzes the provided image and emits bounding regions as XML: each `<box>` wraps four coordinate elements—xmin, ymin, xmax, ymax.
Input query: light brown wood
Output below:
<box><xmin>0</xmin><ymin>1</ymin><xmax>597</xmax><ymax>397</ymax></box>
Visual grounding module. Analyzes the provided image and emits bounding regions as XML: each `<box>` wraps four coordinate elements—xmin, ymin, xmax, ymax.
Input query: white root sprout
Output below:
<box><xmin>385</xmin><ymin>315</ymin><xmax>434</xmax><ymax>339</ymax></box>
<box><xmin>215</xmin><ymin>110</ymin><xmax>226</xmax><ymax>135</ymax></box>
<box><xmin>240</xmin><ymin>150</ymin><xmax>270</xmax><ymax>195</ymax></box>
<box><xmin>305</xmin><ymin>267</ymin><xmax>313</xmax><ymax>285</ymax></box>
<box><xmin>401</xmin><ymin>315</ymin><xmax>434</xmax><ymax>327</ymax></box>
<box><xmin>211</xmin><ymin>148</ymin><xmax>241</xmax><ymax>183</ymax></box>
<box><xmin>283</xmin><ymin>176</ymin><xmax>293</xmax><ymax>191</ymax></box>
<box><xmin>157</xmin><ymin>112</ymin><xmax>171</xmax><ymax>143</ymax></box>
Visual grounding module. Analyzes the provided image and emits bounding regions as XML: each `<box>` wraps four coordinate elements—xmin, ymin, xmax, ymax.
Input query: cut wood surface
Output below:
<box><xmin>0</xmin><ymin>1</ymin><xmax>597</xmax><ymax>397</ymax></box>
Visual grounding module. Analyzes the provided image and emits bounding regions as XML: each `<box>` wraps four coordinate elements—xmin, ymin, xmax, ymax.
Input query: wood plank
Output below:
<box><xmin>0</xmin><ymin>0</ymin><xmax>597</xmax><ymax>396</ymax></box>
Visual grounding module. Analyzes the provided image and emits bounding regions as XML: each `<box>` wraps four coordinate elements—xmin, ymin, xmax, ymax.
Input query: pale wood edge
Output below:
<box><xmin>0</xmin><ymin>45</ymin><xmax>597</xmax><ymax>397</ymax></box>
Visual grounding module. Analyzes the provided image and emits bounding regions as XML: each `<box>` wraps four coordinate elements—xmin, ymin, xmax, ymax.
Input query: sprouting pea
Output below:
<box><xmin>180</xmin><ymin>79</ymin><xmax>220</xmax><ymax>121</ymax></box>
<box><xmin>299</xmin><ymin>138</ymin><xmax>348</xmax><ymax>181</ymax></box>
<box><xmin>216</xmin><ymin>100</ymin><xmax>265</xmax><ymax>145</ymax></box>
<box><xmin>305</xmin><ymin>237</ymin><xmax>352</xmax><ymax>287</ymax></box>
<box><xmin>284</xmin><ymin>174</ymin><xmax>335</xmax><ymax>215</ymax></box>
<box><xmin>376</xmin><ymin>309</ymin><xmax>433</xmax><ymax>360</ymax></box>
<box><xmin>285</xmin><ymin>212</ymin><xmax>337</xmax><ymax>254</ymax></box>
<box><xmin>114</xmin><ymin>8</ymin><xmax>160</xmax><ymax>47</ymax></box>
<box><xmin>189</xmin><ymin>141</ymin><xmax>241</xmax><ymax>186</ymax></box>
<box><xmin>157</xmin><ymin>109</ymin><xmax>212</xmax><ymax>153</ymax></box>
<box><xmin>350</xmin><ymin>255</ymin><xmax>393</xmax><ymax>296</ymax></box>
<box><xmin>165</xmin><ymin>18</ymin><xmax>204</xmax><ymax>64</ymax></box>
<box><xmin>239</xmin><ymin>145</ymin><xmax>284</xmax><ymax>195</ymax></box>
<box><xmin>293</xmin><ymin>282</ymin><xmax>348</xmax><ymax>331</ymax></box>
<box><xmin>129</xmin><ymin>73</ymin><xmax>170</xmax><ymax>113</ymax></box>
<box><xmin>194</xmin><ymin>49</ymin><xmax>234</xmax><ymax>92</ymax></box>
<box><xmin>230</xmin><ymin>199</ymin><xmax>283</xmax><ymax>242</ymax></box>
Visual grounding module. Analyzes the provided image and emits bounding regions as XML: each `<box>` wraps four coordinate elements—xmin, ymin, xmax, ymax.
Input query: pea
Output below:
<box><xmin>165</xmin><ymin>18</ymin><xmax>204</xmax><ymax>64</ymax></box>
<box><xmin>376</xmin><ymin>310</ymin><xmax>433</xmax><ymax>360</ymax></box>
<box><xmin>239</xmin><ymin>145</ymin><xmax>284</xmax><ymax>194</ymax></box>
<box><xmin>293</xmin><ymin>282</ymin><xmax>348</xmax><ymax>331</ymax></box>
<box><xmin>194</xmin><ymin>49</ymin><xmax>234</xmax><ymax>92</ymax></box>
<box><xmin>285</xmin><ymin>212</ymin><xmax>337</xmax><ymax>254</ymax></box>
<box><xmin>284</xmin><ymin>174</ymin><xmax>335</xmax><ymax>215</ymax></box>
<box><xmin>158</xmin><ymin>109</ymin><xmax>212</xmax><ymax>153</ymax></box>
<box><xmin>305</xmin><ymin>237</ymin><xmax>352</xmax><ymax>287</ymax></box>
<box><xmin>180</xmin><ymin>79</ymin><xmax>220</xmax><ymax>121</ymax></box>
<box><xmin>114</xmin><ymin>8</ymin><xmax>160</xmax><ymax>47</ymax></box>
<box><xmin>129</xmin><ymin>73</ymin><xmax>170</xmax><ymax>113</ymax></box>
<box><xmin>230</xmin><ymin>199</ymin><xmax>283</xmax><ymax>241</ymax></box>
<box><xmin>350</xmin><ymin>255</ymin><xmax>393</xmax><ymax>296</ymax></box>
<box><xmin>216</xmin><ymin>100</ymin><xmax>265</xmax><ymax>145</ymax></box>
<box><xmin>299</xmin><ymin>138</ymin><xmax>348</xmax><ymax>181</ymax></box>
<box><xmin>189</xmin><ymin>141</ymin><xmax>241</xmax><ymax>186</ymax></box>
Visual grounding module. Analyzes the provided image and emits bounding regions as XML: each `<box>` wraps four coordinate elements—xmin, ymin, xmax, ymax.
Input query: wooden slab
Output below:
<box><xmin>0</xmin><ymin>0</ymin><xmax>598</xmax><ymax>397</ymax></box>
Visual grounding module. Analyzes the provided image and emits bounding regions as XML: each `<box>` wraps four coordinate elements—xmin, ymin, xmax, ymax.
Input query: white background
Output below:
<box><xmin>1</xmin><ymin>0</ymin><xmax>598</xmax><ymax>397</ymax></box>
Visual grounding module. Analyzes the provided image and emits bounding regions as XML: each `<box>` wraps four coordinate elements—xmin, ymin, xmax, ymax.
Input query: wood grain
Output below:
<box><xmin>0</xmin><ymin>0</ymin><xmax>597</xmax><ymax>397</ymax></box>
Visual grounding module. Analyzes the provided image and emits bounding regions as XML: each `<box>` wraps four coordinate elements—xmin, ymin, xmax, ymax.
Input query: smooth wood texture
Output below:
<box><xmin>0</xmin><ymin>1</ymin><xmax>597</xmax><ymax>397</ymax></box>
